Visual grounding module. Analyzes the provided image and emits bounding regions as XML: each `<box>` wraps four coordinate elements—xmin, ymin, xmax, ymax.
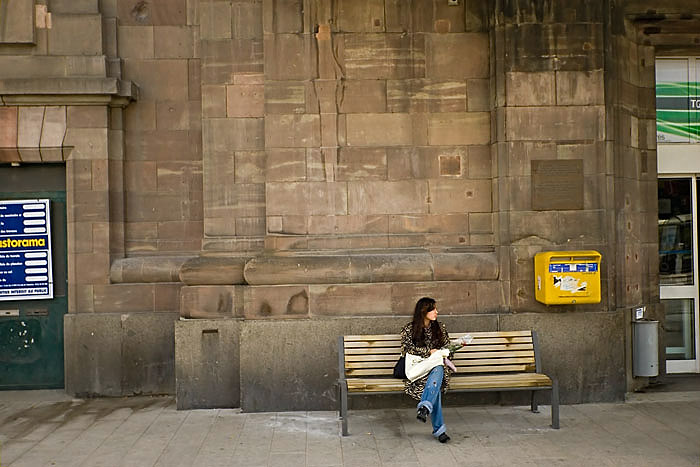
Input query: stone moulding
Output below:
<box><xmin>243</xmin><ymin>247</ymin><xmax>498</xmax><ymax>285</ymax></box>
<box><xmin>0</xmin><ymin>78</ymin><xmax>138</xmax><ymax>106</ymax></box>
<box><xmin>110</xmin><ymin>247</ymin><xmax>499</xmax><ymax>286</ymax></box>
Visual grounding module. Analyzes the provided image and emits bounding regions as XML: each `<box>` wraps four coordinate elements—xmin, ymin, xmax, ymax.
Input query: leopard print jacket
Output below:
<box><xmin>399</xmin><ymin>321</ymin><xmax>451</xmax><ymax>401</ymax></box>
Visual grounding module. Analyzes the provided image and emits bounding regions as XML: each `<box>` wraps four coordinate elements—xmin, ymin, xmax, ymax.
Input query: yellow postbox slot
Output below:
<box><xmin>534</xmin><ymin>250</ymin><xmax>601</xmax><ymax>305</ymax></box>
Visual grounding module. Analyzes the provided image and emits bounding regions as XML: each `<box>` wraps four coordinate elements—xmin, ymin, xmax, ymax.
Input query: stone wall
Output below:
<box><xmin>3</xmin><ymin>0</ymin><xmax>693</xmax><ymax>407</ymax></box>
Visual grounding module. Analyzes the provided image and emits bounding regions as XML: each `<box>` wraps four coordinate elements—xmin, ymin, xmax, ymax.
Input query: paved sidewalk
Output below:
<box><xmin>1</xmin><ymin>390</ymin><xmax>699</xmax><ymax>467</ymax></box>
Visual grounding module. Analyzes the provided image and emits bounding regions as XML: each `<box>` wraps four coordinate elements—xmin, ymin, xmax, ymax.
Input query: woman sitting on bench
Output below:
<box><xmin>400</xmin><ymin>297</ymin><xmax>452</xmax><ymax>443</ymax></box>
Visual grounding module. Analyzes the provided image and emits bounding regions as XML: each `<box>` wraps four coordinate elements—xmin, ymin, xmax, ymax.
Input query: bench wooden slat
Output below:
<box><xmin>347</xmin><ymin>374</ymin><xmax>552</xmax><ymax>392</ymax></box>
<box><xmin>344</xmin><ymin>331</ymin><xmax>533</xmax><ymax>342</ymax></box>
<box><xmin>346</xmin><ymin>363</ymin><xmax>536</xmax><ymax>376</ymax></box>
<box><xmin>344</xmin><ymin>343</ymin><xmax>535</xmax><ymax>353</ymax></box>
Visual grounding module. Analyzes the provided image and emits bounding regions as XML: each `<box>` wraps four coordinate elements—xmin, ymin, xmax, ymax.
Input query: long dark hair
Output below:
<box><xmin>411</xmin><ymin>297</ymin><xmax>443</xmax><ymax>347</ymax></box>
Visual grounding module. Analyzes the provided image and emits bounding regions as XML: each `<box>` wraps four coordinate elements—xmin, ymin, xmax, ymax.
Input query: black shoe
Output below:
<box><xmin>416</xmin><ymin>407</ymin><xmax>428</xmax><ymax>423</ymax></box>
<box><xmin>438</xmin><ymin>433</ymin><xmax>450</xmax><ymax>443</ymax></box>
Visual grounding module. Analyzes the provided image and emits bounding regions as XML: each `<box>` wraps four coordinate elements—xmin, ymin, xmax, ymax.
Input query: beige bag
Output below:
<box><xmin>404</xmin><ymin>349</ymin><xmax>449</xmax><ymax>382</ymax></box>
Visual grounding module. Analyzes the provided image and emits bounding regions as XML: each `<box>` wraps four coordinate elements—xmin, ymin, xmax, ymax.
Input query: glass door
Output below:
<box><xmin>658</xmin><ymin>177</ymin><xmax>700</xmax><ymax>373</ymax></box>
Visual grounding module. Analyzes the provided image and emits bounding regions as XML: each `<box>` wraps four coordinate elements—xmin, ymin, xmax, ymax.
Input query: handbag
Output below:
<box><xmin>392</xmin><ymin>355</ymin><xmax>406</xmax><ymax>379</ymax></box>
<box><xmin>405</xmin><ymin>349</ymin><xmax>449</xmax><ymax>382</ymax></box>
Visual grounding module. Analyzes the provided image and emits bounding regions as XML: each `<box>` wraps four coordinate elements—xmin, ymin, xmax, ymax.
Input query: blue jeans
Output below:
<box><xmin>417</xmin><ymin>365</ymin><xmax>446</xmax><ymax>437</ymax></box>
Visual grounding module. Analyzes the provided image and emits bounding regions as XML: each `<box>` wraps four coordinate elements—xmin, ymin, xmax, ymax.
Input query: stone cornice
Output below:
<box><xmin>0</xmin><ymin>77</ymin><xmax>139</xmax><ymax>106</ymax></box>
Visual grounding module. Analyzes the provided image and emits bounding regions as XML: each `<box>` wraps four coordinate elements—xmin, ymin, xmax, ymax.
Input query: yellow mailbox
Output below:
<box><xmin>534</xmin><ymin>251</ymin><xmax>601</xmax><ymax>305</ymax></box>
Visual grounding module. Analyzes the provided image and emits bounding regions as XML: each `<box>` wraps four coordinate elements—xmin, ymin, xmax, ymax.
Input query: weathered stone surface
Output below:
<box><xmin>264</xmin><ymin>34</ymin><xmax>317</xmax><ymax>80</ymax></box>
<box><xmin>180</xmin><ymin>285</ymin><xmax>237</xmax><ymax>318</ymax></box>
<box><xmin>110</xmin><ymin>256</ymin><xmax>191</xmax><ymax>283</ymax></box>
<box><xmin>310</xmin><ymin>283</ymin><xmax>393</xmax><ymax>315</ymax></box>
<box><xmin>345</xmin><ymin>113</ymin><xmax>413</xmax><ymax>146</ymax></box>
<box><xmin>227</xmin><ymin>83</ymin><xmax>264</xmax><ymax>117</ymax></box>
<box><xmin>65</xmin><ymin>311</ymin><xmax>178</xmax><ymax>397</ymax></box>
<box><xmin>348</xmin><ymin>180</ymin><xmax>427</xmax><ymax>215</ymax></box>
<box><xmin>505</xmin><ymin>106</ymin><xmax>604</xmax><ymax>141</ymax></box>
<box><xmin>234</xmin><ymin>150</ymin><xmax>266</xmax><ymax>183</ymax></box>
<box><xmin>123</xmin><ymin>59</ymin><xmax>189</xmax><ymax>101</ymax></box>
<box><xmin>179</xmin><ymin>256</ymin><xmax>248</xmax><ymax>285</ymax></box>
<box><xmin>17</xmin><ymin>107</ymin><xmax>44</xmax><ymax>148</ymax></box>
<box><xmin>266</xmin><ymin>182</ymin><xmax>347</xmax><ymax>216</ymax></box>
<box><xmin>264</xmin><ymin>81</ymin><xmax>307</xmax><ymax>114</ymax></box>
<box><xmin>117</xmin><ymin>0</ymin><xmax>187</xmax><ymax>26</ymax></box>
<box><xmin>429</xmin><ymin>179</ymin><xmax>492</xmax><ymax>214</ymax></box>
<box><xmin>500</xmin><ymin>311</ymin><xmax>625</xmax><ymax>403</ymax></box>
<box><xmin>117</xmin><ymin>25</ymin><xmax>154</xmax><ymax>58</ymax></box>
<box><xmin>387</xmin><ymin>79</ymin><xmax>466</xmax><ymax>113</ymax></box>
<box><xmin>242</xmin><ymin>285</ymin><xmax>309</xmax><ymax>318</ymax></box>
<box><xmin>244</xmin><ymin>249</ymin><xmax>498</xmax><ymax>285</ymax></box>
<box><xmin>265</xmin><ymin>114</ymin><xmax>320</xmax><ymax>148</ymax></box>
<box><xmin>262</xmin><ymin>0</ymin><xmax>302</xmax><ymax>34</ymax></box>
<box><xmin>343</xmin><ymin>33</ymin><xmax>425</xmax><ymax>79</ymax></box>
<box><xmin>48</xmin><ymin>14</ymin><xmax>103</xmax><ymax>55</ymax></box>
<box><xmin>67</xmin><ymin>106</ymin><xmax>109</xmax><ymax>129</ymax></box>
<box><xmin>175</xmin><ymin>319</ymin><xmax>241</xmax><ymax>409</ymax></box>
<box><xmin>339</xmin><ymin>80</ymin><xmax>387</xmax><ymax>113</ymax></box>
<box><xmin>0</xmin><ymin>0</ymin><xmax>34</xmax><ymax>43</ymax></box>
<box><xmin>265</xmin><ymin>148</ymin><xmax>306</xmax><ymax>181</ymax></box>
<box><xmin>506</xmin><ymin>72</ymin><xmax>555</xmax><ymax>106</ymax></box>
<box><xmin>40</xmin><ymin>106</ymin><xmax>67</xmax><ymax>148</ymax></box>
<box><xmin>556</xmin><ymin>70</ymin><xmax>605</xmax><ymax>105</ymax></box>
<box><xmin>338</xmin><ymin>0</ymin><xmax>386</xmax><ymax>32</ymax></box>
<box><xmin>389</xmin><ymin>214</ymin><xmax>468</xmax><ymax>234</ymax></box>
<box><xmin>0</xmin><ymin>107</ymin><xmax>18</xmax><ymax>147</ymax></box>
<box><xmin>336</xmin><ymin>147</ymin><xmax>387</xmax><ymax>180</ymax></box>
<box><xmin>427</xmin><ymin>33</ymin><xmax>489</xmax><ymax>79</ymax></box>
<box><xmin>203</xmin><ymin>117</ymin><xmax>264</xmax><ymax>152</ymax></box>
<box><xmin>428</xmin><ymin>112</ymin><xmax>490</xmax><ymax>145</ymax></box>
<box><xmin>154</xmin><ymin>26</ymin><xmax>195</xmax><ymax>58</ymax></box>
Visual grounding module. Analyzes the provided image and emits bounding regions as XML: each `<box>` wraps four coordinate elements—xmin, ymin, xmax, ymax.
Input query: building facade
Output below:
<box><xmin>0</xmin><ymin>0</ymin><xmax>698</xmax><ymax>410</ymax></box>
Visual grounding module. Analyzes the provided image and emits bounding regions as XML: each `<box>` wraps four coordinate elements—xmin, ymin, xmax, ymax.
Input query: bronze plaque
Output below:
<box><xmin>531</xmin><ymin>159</ymin><xmax>584</xmax><ymax>210</ymax></box>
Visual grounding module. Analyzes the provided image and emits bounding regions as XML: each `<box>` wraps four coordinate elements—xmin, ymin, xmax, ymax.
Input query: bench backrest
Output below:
<box><xmin>340</xmin><ymin>330</ymin><xmax>541</xmax><ymax>378</ymax></box>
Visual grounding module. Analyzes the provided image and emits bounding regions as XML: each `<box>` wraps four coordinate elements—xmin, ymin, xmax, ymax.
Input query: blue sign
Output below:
<box><xmin>549</xmin><ymin>263</ymin><xmax>598</xmax><ymax>273</ymax></box>
<box><xmin>0</xmin><ymin>199</ymin><xmax>53</xmax><ymax>301</ymax></box>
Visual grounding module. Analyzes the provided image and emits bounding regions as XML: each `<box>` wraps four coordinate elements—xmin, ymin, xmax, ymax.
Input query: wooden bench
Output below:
<box><xmin>337</xmin><ymin>330</ymin><xmax>559</xmax><ymax>435</ymax></box>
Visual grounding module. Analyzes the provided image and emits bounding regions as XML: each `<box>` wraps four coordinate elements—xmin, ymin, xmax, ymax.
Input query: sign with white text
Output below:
<box><xmin>0</xmin><ymin>199</ymin><xmax>53</xmax><ymax>301</ymax></box>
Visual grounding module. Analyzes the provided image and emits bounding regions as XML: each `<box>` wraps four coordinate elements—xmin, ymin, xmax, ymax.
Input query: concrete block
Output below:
<box><xmin>506</xmin><ymin>71</ymin><xmax>555</xmax><ymax>106</ymax></box>
<box><xmin>227</xmin><ymin>84</ymin><xmax>264</xmax><ymax>117</ymax></box>
<box><xmin>117</xmin><ymin>25</ymin><xmax>154</xmax><ymax>58</ymax></box>
<box><xmin>48</xmin><ymin>14</ymin><xmax>103</xmax><ymax>55</ymax></box>
<box><xmin>264</xmin><ymin>114</ymin><xmax>320</xmax><ymax>148</ymax></box>
<box><xmin>428</xmin><ymin>112</ymin><xmax>490</xmax><ymax>146</ymax></box>
<box><xmin>345</xmin><ymin>113</ymin><xmax>413</xmax><ymax>147</ymax></box>
<box><xmin>348</xmin><ymin>180</ymin><xmax>428</xmax><ymax>215</ymax></box>
<box><xmin>427</xmin><ymin>33</ymin><xmax>488</xmax><ymax>79</ymax></box>
<box><xmin>0</xmin><ymin>107</ymin><xmax>18</xmax><ymax>148</ymax></box>
<box><xmin>175</xmin><ymin>319</ymin><xmax>241</xmax><ymax>409</ymax></box>
<box><xmin>339</xmin><ymin>80</ymin><xmax>387</xmax><ymax>113</ymax></box>
<box><xmin>387</xmin><ymin>79</ymin><xmax>466</xmax><ymax>113</ymax></box>
<box><xmin>40</xmin><ymin>106</ymin><xmax>67</xmax><ymax>148</ymax></box>
<box><xmin>242</xmin><ymin>285</ymin><xmax>309</xmax><ymax>318</ymax></box>
<box><xmin>500</xmin><ymin>311</ymin><xmax>625</xmax><ymax>403</ymax></box>
<box><xmin>154</xmin><ymin>26</ymin><xmax>194</xmax><ymax>58</ymax></box>
<box><xmin>64</xmin><ymin>313</ymin><xmax>122</xmax><ymax>397</ymax></box>
<box><xmin>121</xmin><ymin>312</ymin><xmax>178</xmax><ymax>395</ymax></box>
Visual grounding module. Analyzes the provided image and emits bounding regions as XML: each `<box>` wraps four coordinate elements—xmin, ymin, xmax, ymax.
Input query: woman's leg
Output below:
<box><xmin>417</xmin><ymin>366</ymin><xmax>446</xmax><ymax>436</ymax></box>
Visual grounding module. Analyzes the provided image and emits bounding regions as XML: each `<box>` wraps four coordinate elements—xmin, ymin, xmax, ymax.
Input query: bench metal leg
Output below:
<box><xmin>340</xmin><ymin>381</ymin><xmax>349</xmax><ymax>436</ymax></box>
<box><xmin>530</xmin><ymin>390</ymin><xmax>539</xmax><ymax>413</ymax></box>
<box><xmin>551</xmin><ymin>379</ymin><xmax>560</xmax><ymax>429</ymax></box>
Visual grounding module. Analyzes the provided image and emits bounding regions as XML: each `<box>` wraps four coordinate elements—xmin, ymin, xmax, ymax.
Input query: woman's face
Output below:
<box><xmin>425</xmin><ymin>306</ymin><xmax>438</xmax><ymax>322</ymax></box>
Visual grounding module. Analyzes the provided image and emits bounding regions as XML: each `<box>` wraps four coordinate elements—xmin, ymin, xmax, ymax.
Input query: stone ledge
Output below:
<box><xmin>0</xmin><ymin>78</ymin><xmax>139</xmax><ymax>106</ymax></box>
<box><xmin>244</xmin><ymin>247</ymin><xmax>498</xmax><ymax>285</ymax></box>
<box><xmin>110</xmin><ymin>256</ymin><xmax>194</xmax><ymax>283</ymax></box>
